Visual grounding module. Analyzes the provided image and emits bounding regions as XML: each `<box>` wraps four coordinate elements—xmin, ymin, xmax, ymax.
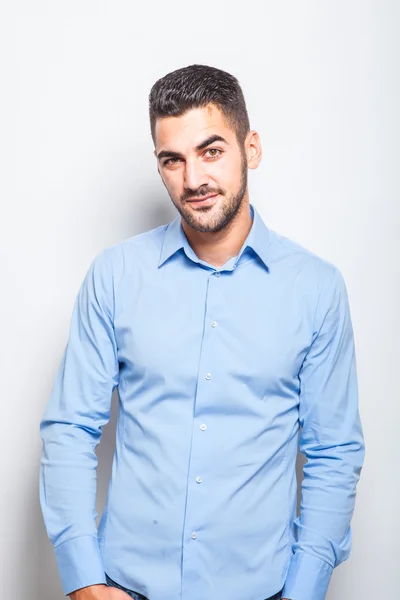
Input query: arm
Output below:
<box><xmin>281</xmin><ymin>266</ymin><xmax>365</xmax><ymax>600</ymax></box>
<box><xmin>39</xmin><ymin>248</ymin><xmax>119</xmax><ymax>596</ymax></box>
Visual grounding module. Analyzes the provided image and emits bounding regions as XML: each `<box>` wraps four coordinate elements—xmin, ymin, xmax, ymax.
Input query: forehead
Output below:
<box><xmin>154</xmin><ymin>103</ymin><xmax>236</xmax><ymax>151</ymax></box>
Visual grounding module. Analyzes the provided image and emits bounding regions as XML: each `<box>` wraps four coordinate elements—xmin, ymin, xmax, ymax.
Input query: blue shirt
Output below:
<box><xmin>39</xmin><ymin>202</ymin><xmax>365</xmax><ymax>600</ymax></box>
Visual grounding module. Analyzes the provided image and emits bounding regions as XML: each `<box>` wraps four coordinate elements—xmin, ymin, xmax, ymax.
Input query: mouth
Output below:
<box><xmin>186</xmin><ymin>193</ymin><xmax>219</xmax><ymax>207</ymax></box>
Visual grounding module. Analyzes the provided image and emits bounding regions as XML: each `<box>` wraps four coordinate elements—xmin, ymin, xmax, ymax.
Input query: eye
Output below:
<box><xmin>163</xmin><ymin>157</ymin><xmax>181</xmax><ymax>166</ymax></box>
<box><xmin>205</xmin><ymin>148</ymin><xmax>222</xmax><ymax>158</ymax></box>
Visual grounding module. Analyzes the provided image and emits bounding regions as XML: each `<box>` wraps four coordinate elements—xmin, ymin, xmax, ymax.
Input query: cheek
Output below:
<box><xmin>210</xmin><ymin>158</ymin><xmax>242</xmax><ymax>188</ymax></box>
<box><xmin>163</xmin><ymin>171</ymin><xmax>183</xmax><ymax>195</ymax></box>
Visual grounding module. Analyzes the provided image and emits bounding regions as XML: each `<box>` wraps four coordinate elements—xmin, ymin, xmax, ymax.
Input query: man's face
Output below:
<box><xmin>154</xmin><ymin>104</ymin><xmax>249</xmax><ymax>233</ymax></box>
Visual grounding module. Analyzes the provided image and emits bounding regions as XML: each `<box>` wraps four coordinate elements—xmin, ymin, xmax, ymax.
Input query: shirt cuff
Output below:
<box><xmin>282</xmin><ymin>550</ymin><xmax>333</xmax><ymax>600</ymax></box>
<box><xmin>54</xmin><ymin>534</ymin><xmax>106</xmax><ymax>596</ymax></box>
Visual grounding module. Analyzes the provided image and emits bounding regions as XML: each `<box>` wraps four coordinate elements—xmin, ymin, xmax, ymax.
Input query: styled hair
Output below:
<box><xmin>149</xmin><ymin>64</ymin><xmax>250</xmax><ymax>147</ymax></box>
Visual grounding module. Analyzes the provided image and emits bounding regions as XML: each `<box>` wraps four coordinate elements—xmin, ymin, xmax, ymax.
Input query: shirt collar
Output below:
<box><xmin>158</xmin><ymin>202</ymin><xmax>271</xmax><ymax>271</ymax></box>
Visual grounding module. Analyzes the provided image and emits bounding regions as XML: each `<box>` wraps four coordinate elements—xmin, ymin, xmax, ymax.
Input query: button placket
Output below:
<box><xmin>182</xmin><ymin>269</ymin><xmax>222</xmax><ymax>583</ymax></box>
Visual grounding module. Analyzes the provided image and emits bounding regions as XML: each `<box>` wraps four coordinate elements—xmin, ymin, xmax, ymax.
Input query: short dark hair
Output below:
<box><xmin>149</xmin><ymin>64</ymin><xmax>250</xmax><ymax>147</ymax></box>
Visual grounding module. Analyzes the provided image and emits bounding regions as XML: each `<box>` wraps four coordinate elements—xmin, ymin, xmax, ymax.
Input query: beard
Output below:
<box><xmin>168</xmin><ymin>151</ymin><xmax>248</xmax><ymax>234</ymax></box>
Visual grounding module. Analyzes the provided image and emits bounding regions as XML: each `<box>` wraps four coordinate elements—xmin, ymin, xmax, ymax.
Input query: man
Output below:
<box><xmin>39</xmin><ymin>64</ymin><xmax>365</xmax><ymax>600</ymax></box>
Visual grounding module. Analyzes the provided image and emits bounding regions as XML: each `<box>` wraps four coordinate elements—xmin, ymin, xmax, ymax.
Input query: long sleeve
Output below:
<box><xmin>282</xmin><ymin>266</ymin><xmax>365</xmax><ymax>600</ymax></box>
<box><xmin>39</xmin><ymin>248</ymin><xmax>119</xmax><ymax>596</ymax></box>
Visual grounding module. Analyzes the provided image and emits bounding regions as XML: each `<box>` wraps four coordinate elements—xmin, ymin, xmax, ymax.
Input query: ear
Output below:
<box><xmin>245</xmin><ymin>130</ymin><xmax>262</xmax><ymax>170</ymax></box>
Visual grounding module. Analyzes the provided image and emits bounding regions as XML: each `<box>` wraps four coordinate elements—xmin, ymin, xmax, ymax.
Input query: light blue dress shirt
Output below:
<box><xmin>39</xmin><ymin>203</ymin><xmax>365</xmax><ymax>600</ymax></box>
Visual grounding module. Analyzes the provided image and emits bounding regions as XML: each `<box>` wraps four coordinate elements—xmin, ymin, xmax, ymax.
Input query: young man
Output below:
<box><xmin>39</xmin><ymin>64</ymin><xmax>365</xmax><ymax>600</ymax></box>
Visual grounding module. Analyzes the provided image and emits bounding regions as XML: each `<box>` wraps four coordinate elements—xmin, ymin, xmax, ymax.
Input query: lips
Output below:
<box><xmin>187</xmin><ymin>193</ymin><xmax>219</xmax><ymax>203</ymax></box>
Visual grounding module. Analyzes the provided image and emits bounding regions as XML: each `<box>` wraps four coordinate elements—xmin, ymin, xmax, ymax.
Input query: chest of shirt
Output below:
<box><xmin>113</xmin><ymin>256</ymin><xmax>315</xmax><ymax>406</ymax></box>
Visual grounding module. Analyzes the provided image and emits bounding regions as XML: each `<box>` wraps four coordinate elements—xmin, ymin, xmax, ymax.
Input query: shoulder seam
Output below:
<box><xmin>107</xmin><ymin>224</ymin><xmax>169</xmax><ymax>251</ymax></box>
<box><xmin>273</xmin><ymin>235</ymin><xmax>337</xmax><ymax>276</ymax></box>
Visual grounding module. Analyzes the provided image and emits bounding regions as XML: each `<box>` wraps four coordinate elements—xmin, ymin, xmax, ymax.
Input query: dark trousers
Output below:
<box><xmin>105</xmin><ymin>572</ymin><xmax>283</xmax><ymax>600</ymax></box>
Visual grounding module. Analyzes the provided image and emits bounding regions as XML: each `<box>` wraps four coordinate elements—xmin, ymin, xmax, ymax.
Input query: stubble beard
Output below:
<box><xmin>170</xmin><ymin>152</ymin><xmax>248</xmax><ymax>234</ymax></box>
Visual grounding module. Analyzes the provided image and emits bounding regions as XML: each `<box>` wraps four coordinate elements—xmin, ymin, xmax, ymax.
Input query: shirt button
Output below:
<box><xmin>205</xmin><ymin>373</ymin><xmax>212</xmax><ymax>380</ymax></box>
<box><xmin>196</xmin><ymin>476</ymin><xmax>202</xmax><ymax>483</ymax></box>
<box><xmin>191</xmin><ymin>531</ymin><xmax>197</xmax><ymax>539</ymax></box>
<box><xmin>211</xmin><ymin>320</ymin><xmax>218</xmax><ymax>327</ymax></box>
<box><xmin>215</xmin><ymin>271</ymin><xmax>221</xmax><ymax>277</ymax></box>
<box><xmin>200</xmin><ymin>423</ymin><xmax>207</xmax><ymax>431</ymax></box>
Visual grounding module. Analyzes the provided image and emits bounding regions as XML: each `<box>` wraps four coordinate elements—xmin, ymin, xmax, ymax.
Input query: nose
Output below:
<box><xmin>184</xmin><ymin>157</ymin><xmax>209</xmax><ymax>193</ymax></box>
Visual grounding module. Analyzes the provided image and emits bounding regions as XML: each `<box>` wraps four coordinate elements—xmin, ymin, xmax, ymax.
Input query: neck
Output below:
<box><xmin>181</xmin><ymin>199</ymin><xmax>253</xmax><ymax>269</ymax></box>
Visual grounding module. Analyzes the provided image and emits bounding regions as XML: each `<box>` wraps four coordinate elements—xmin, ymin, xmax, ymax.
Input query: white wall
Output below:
<box><xmin>2</xmin><ymin>2</ymin><xmax>398</xmax><ymax>599</ymax></box>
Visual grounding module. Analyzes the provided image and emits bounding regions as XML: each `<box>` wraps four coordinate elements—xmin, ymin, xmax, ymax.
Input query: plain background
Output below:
<box><xmin>1</xmin><ymin>2</ymin><xmax>398</xmax><ymax>599</ymax></box>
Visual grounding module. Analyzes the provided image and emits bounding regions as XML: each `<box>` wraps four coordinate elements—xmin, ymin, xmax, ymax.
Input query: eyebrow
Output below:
<box><xmin>157</xmin><ymin>134</ymin><xmax>229</xmax><ymax>161</ymax></box>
